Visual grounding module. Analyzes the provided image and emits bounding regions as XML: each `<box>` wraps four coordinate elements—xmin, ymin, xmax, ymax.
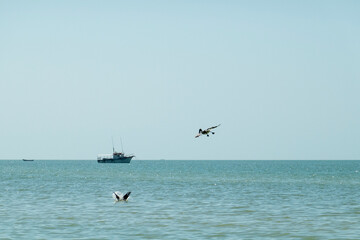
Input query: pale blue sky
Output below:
<box><xmin>1</xmin><ymin>0</ymin><xmax>359</xmax><ymax>160</ymax></box>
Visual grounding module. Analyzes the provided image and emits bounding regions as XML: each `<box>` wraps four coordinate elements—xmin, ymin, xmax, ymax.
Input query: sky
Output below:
<box><xmin>0</xmin><ymin>0</ymin><xmax>359</xmax><ymax>160</ymax></box>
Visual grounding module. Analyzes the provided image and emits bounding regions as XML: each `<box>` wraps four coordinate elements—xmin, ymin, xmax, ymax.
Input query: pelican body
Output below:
<box><xmin>113</xmin><ymin>191</ymin><xmax>131</xmax><ymax>202</ymax></box>
<box><xmin>195</xmin><ymin>124</ymin><xmax>221</xmax><ymax>138</ymax></box>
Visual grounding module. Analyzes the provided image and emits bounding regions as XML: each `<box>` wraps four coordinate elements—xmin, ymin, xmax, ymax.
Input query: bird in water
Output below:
<box><xmin>195</xmin><ymin>124</ymin><xmax>221</xmax><ymax>138</ymax></box>
<box><xmin>113</xmin><ymin>191</ymin><xmax>131</xmax><ymax>202</ymax></box>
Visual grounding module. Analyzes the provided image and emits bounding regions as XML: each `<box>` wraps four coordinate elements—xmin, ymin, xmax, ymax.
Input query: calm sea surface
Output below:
<box><xmin>1</xmin><ymin>160</ymin><xmax>360</xmax><ymax>239</ymax></box>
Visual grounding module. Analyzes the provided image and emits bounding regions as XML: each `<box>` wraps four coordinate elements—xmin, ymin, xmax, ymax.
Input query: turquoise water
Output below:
<box><xmin>1</xmin><ymin>160</ymin><xmax>360</xmax><ymax>239</ymax></box>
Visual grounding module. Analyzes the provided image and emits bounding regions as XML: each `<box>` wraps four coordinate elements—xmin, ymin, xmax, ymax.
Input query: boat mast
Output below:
<box><xmin>112</xmin><ymin>137</ymin><xmax>115</xmax><ymax>153</ymax></box>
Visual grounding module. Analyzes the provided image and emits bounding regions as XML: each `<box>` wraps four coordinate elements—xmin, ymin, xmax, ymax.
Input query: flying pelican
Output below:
<box><xmin>195</xmin><ymin>124</ymin><xmax>221</xmax><ymax>138</ymax></box>
<box><xmin>113</xmin><ymin>191</ymin><xmax>131</xmax><ymax>202</ymax></box>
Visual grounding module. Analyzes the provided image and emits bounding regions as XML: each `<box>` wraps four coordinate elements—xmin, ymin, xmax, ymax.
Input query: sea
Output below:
<box><xmin>1</xmin><ymin>160</ymin><xmax>360</xmax><ymax>240</ymax></box>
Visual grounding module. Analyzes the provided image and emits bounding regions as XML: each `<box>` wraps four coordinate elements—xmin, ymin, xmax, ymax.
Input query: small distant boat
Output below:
<box><xmin>97</xmin><ymin>152</ymin><xmax>134</xmax><ymax>163</ymax></box>
<box><xmin>22</xmin><ymin>159</ymin><xmax>34</xmax><ymax>161</ymax></box>
<box><xmin>97</xmin><ymin>138</ymin><xmax>134</xmax><ymax>163</ymax></box>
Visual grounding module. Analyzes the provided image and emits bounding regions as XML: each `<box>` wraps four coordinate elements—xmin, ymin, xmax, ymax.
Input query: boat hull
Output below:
<box><xmin>97</xmin><ymin>156</ymin><xmax>133</xmax><ymax>163</ymax></box>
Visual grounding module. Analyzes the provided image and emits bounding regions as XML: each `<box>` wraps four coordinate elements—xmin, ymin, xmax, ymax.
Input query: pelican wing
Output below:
<box><xmin>113</xmin><ymin>191</ymin><xmax>122</xmax><ymax>201</ymax></box>
<box><xmin>207</xmin><ymin>124</ymin><xmax>221</xmax><ymax>130</ymax></box>
<box><xmin>123</xmin><ymin>192</ymin><xmax>131</xmax><ymax>201</ymax></box>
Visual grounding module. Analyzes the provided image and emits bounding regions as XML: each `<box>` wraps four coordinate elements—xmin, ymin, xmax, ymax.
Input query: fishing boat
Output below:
<box><xmin>22</xmin><ymin>159</ymin><xmax>34</xmax><ymax>161</ymax></box>
<box><xmin>97</xmin><ymin>138</ymin><xmax>134</xmax><ymax>163</ymax></box>
<box><xmin>97</xmin><ymin>152</ymin><xmax>134</xmax><ymax>163</ymax></box>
